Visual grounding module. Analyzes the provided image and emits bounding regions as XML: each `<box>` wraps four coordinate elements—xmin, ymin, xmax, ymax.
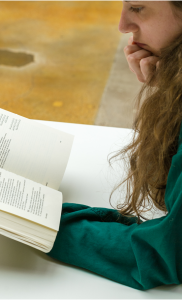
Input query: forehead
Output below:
<box><xmin>123</xmin><ymin>0</ymin><xmax>147</xmax><ymax>3</ymax></box>
<box><xmin>123</xmin><ymin>1</ymin><xmax>161</xmax><ymax>7</ymax></box>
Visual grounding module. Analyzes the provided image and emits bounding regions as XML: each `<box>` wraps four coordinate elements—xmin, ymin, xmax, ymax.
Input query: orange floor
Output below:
<box><xmin>0</xmin><ymin>1</ymin><xmax>122</xmax><ymax>124</ymax></box>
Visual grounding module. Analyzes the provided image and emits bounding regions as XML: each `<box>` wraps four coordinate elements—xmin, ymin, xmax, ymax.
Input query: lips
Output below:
<box><xmin>134</xmin><ymin>42</ymin><xmax>146</xmax><ymax>47</ymax></box>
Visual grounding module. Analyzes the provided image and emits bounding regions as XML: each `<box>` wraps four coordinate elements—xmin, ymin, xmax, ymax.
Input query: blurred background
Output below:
<box><xmin>0</xmin><ymin>1</ymin><xmax>142</xmax><ymax>129</ymax></box>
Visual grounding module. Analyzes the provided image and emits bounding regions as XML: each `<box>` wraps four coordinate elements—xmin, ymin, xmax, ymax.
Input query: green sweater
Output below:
<box><xmin>47</xmin><ymin>123</ymin><xmax>182</xmax><ymax>291</ymax></box>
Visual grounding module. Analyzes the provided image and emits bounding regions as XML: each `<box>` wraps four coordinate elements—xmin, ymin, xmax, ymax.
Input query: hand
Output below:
<box><xmin>124</xmin><ymin>36</ymin><xmax>160</xmax><ymax>86</ymax></box>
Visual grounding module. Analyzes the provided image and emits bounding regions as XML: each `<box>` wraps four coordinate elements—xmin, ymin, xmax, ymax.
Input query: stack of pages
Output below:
<box><xmin>0</xmin><ymin>108</ymin><xmax>74</xmax><ymax>252</ymax></box>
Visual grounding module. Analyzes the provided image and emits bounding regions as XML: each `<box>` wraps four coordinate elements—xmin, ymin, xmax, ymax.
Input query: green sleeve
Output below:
<box><xmin>47</xmin><ymin>125</ymin><xmax>182</xmax><ymax>290</ymax></box>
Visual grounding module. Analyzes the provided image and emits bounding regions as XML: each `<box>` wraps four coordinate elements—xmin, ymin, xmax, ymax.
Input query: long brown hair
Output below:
<box><xmin>109</xmin><ymin>1</ymin><xmax>182</xmax><ymax>224</ymax></box>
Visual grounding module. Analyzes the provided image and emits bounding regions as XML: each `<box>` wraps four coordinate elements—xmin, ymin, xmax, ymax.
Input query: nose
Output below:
<box><xmin>118</xmin><ymin>10</ymin><xmax>138</xmax><ymax>34</ymax></box>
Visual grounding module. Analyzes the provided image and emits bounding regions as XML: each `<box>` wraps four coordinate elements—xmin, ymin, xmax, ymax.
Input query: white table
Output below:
<box><xmin>0</xmin><ymin>121</ymin><xmax>181</xmax><ymax>299</ymax></box>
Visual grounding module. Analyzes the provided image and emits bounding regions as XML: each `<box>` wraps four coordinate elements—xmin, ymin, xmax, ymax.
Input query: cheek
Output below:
<box><xmin>145</xmin><ymin>24</ymin><xmax>167</xmax><ymax>49</ymax></box>
<box><xmin>154</xmin><ymin>28</ymin><xmax>174</xmax><ymax>51</ymax></box>
<box><xmin>149</xmin><ymin>14</ymin><xmax>180</xmax><ymax>50</ymax></box>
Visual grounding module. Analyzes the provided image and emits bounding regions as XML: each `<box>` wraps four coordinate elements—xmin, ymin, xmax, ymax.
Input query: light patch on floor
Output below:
<box><xmin>0</xmin><ymin>1</ymin><xmax>123</xmax><ymax>124</ymax></box>
<box><xmin>94</xmin><ymin>33</ymin><xmax>143</xmax><ymax>129</ymax></box>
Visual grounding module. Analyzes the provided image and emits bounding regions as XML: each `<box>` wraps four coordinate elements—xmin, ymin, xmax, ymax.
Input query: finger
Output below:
<box><xmin>127</xmin><ymin>50</ymin><xmax>154</xmax><ymax>81</ymax></box>
<box><xmin>123</xmin><ymin>44</ymin><xmax>143</xmax><ymax>76</ymax></box>
<box><xmin>128</xmin><ymin>36</ymin><xmax>133</xmax><ymax>46</ymax></box>
<box><xmin>140</xmin><ymin>56</ymin><xmax>160</xmax><ymax>80</ymax></box>
<box><xmin>124</xmin><ymin>44</ymin><xmax>143</xmax><ymax>57</ymax></box>
<box><xmin>126</xmin><ymin>47</ymin><xmax>153</xmax><ymax>60</ymax></box>
<box><xmin>129</xmin><ymin>67</ymin><xmax>135</xmax><ymax>73</ymax></box>
<box><xmin>128</xmin><ymin>35</ymin><xmax>139</xmax><ymax>47</ymax></box>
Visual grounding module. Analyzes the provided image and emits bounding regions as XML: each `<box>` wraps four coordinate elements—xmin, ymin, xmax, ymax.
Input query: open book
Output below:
<box><xmin>0</xmin><ymin>108</ymin><xmax>74</xmax><ymax>253</ymax></box>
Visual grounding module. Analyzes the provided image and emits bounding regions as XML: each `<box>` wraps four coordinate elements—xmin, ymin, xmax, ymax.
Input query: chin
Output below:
<box><xmin>152</xmin><ymin>49</ymin><xmax>160</xmax><ymax>57</ymax></box>
<box><xmin>146</xmin><ymin>46</ymin><xmax>160</xmax><ymax>57</ymax></box>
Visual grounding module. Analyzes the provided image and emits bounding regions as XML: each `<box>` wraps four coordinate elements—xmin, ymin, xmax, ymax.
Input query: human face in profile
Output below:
<box><xmin>119</xmin><ymin>1</ymin><xmax>182</xmax><ymax>56</ymax></box>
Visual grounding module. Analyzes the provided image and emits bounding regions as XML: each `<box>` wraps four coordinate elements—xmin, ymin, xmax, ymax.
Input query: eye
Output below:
<box><xmin>129</xmin><ymin>6</ymin><xmax>143</xmax><ymax>13</ymax></box>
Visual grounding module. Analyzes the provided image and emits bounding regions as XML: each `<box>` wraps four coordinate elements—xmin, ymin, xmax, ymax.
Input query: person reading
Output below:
<box><xmin>46</xmin><ymin>1</ymin><xmax>182</xmax><ymax>290</ymax></box>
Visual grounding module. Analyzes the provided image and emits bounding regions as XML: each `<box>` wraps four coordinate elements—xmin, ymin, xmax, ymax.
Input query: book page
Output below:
<box><xmin>0</xmin><ymin>108</ymin><xmax>74</xmax><ymax>190</ymax></box>
<box><xmin>0</xmin><ymin>168</ymin><xmax>62</xmax><ymax>230</ymax></box>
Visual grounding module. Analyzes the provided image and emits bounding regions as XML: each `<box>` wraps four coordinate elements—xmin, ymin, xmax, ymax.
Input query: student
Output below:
<box><xmin>47</xmin><ymin>1</ymin><xmax>182</xmax><ymax>291</ymax></box>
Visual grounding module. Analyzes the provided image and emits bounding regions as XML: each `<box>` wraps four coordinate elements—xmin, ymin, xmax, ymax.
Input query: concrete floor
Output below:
<box><xmin>0</xmin><ymin>2</ymin><xmax>142</xmax><ymax>129</ymax></box>
<box><xmin>95</xmin><ymin>32</ymin><xmax>143</xmax><ymax>129</ymax></box>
